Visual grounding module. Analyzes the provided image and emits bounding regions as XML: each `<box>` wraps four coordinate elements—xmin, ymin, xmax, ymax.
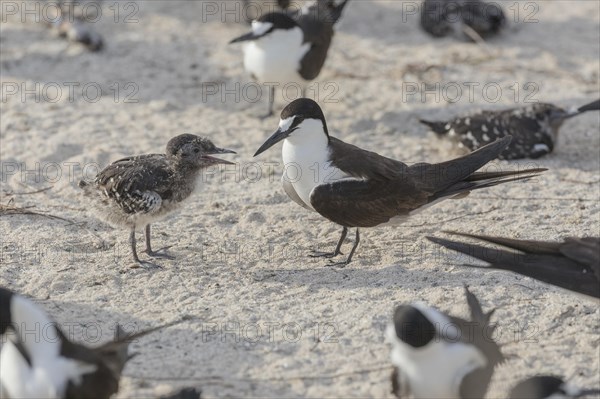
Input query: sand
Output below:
<box><xmin>1</xmin><ymin>0</ymin><xmax>599</xmax><ymax>397</ymax></box>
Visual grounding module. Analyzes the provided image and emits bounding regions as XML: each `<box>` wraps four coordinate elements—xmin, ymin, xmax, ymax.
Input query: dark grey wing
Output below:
<box><xmin>309</xmin><ymin>178</ymin><xmax>429</xmax><ymax>228</ymax></box>
<box><xmin>282</xmin><ymin>177</ymin><xmax>312</xmax><ymax>211</ymax></box>
<box><xmin>328</xmin><ymin>138</ymin><xmax>410</xmax><ymax>181</ymax></box>
<box><xmin>90</xmin><ymin>319</ymin><xmax>182</xmax><ymax>390</ymax></box>
<box><xmin>409</xmin><ymin>136</ymin><xmax>536</xmax><ymax>197</ymax></box>
<box><xmin>314</xmin><ymin>137</ymin><xmax>543</xmax><ymax>228</ymax></box>
<box><xmin>94</xmin><ymin>155</ymin><xmax>174</xmax><ymax>214</ymax></box>
<box><xmin>58</xmin><ymin>328</ymin><xmax>120</xmax><ymax>399</ymax></box>
<box><xmin>442</xmin><ymin>232</ymin><xmax>563</xmax><ymax>255</ymax></box>
<box><xmin>560</xmin><ymin>237</ymin><xmax>600</xmax><ymax>277</ymax></box>
<box><xmin>311</xmin><ymin>138</ymin><xmax>427</xmax><ymax>227</ymax></box>
<box><xmin>427</xmin><ymin>235</ymin><xmax>600</xmax><ymax>298</ymax></box>
<box><xmin>62</xmin><ymin>320</ymin><xmax>180</xmax><ymax>399</ymax></box>
<box><xmin>295</xmin><ymin>4</ymin><xmax>334</xmax><ymax>80</ymax></box>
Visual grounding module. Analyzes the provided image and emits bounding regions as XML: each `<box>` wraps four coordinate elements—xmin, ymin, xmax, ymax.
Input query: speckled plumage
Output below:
<box><xmin>421</xmin><ymin>99</ymin><xmax>600</xmax><ymax>160</ymax></box>
<box><xmin>79</xmin><ymin>134</ymin><xmax>235</xmax><ymax>267</ymax></box>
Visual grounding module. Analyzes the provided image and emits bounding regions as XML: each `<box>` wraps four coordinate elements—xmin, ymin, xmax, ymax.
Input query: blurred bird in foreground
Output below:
<box><xmin>386</xmin><ymin>286</ymin><xmax>504</xmax><ymax>398</ymax></box>
<box><xmin>0</xmin><ymin>286</ymin><xmax>180</xmax><ymax>399</ymax></box>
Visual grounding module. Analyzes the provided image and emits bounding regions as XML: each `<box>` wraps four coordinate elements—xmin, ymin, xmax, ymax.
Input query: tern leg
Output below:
<box><xmin>310</xmin><ymin>227</ymin><xmax>348</xmax><ymax>259</ymax></box>
<box><xmin>330</xmin><ymin>229</ymin><xmax>360</xmax><ymax>267</ymax></box>
<box><xmin>260</xmin><ymin>86</ymin><xmax>275</xmax><ymax>119</ymax></box>
<box><xmin>144</xmin><ymin>224</ymin><xmax>174</xmax><ymax>259</ymax></box>
<box><xmin>130</xmin><ymin>228</ymin><xmax>161</xmax><ymax>269</ymax></box>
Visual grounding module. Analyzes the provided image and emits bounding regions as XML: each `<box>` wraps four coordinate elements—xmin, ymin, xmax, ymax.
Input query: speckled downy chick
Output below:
<box><xmin>79</xmin><ymin>134</ymin><xmax>235</xmax><ymax>268</ymax></box>
<box><xmin>420</xmin><ymin>99</ymin><xmax>600</xmax><ymax>160</ymax></box>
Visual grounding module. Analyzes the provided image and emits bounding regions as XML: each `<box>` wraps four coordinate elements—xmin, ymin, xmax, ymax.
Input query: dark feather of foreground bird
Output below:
<box><xmin>427</xmin><ymin>232</ymin><xmax>600</xmax><ymax>298</ymax></box>
<box><xmin>387</xmin><ymin>286</ymin><xmax>504</xmax><ymax>398</ymax></box>
<box><xmin>0</xmin><ymin>286</ymin><xmax>183</xmax><ymax>398</ymax></box>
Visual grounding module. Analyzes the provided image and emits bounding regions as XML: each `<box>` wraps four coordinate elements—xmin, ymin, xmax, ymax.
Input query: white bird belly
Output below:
<box><xmin>243</xmin><ymin>28</ymin><xmax>309</xmax><ymax>84</ymax></box>
<box><xmin>390</xmin><ymin>340</ymin><xmax>486</xmax><ymax>399</ymax></box>
<box><xmin>282</xmin><ymin>140</ymin><xmax>350</xmax><ymax>210</ymax></box>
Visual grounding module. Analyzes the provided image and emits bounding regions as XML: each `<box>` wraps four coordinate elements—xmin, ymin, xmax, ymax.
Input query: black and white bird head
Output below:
<box><xmin>386</xmin><ymin>288</ymin><xmax>503</xmax><ymax>398</ymax></box>
<box><xmin>527</xmin><ymin>103</ymin><xmax>572</xmax><ymax>128</ymax></box>
<box><xmin>0</xmin><ymin>287</ymin><xmax>97</xmax><ymax>398</ymax></box>
<box><xmin>254</xmin><ymin>98</ymin><xmax>329</xmax><ymax>156</ymax></box>
<box><xmin>509</xmin><ymin>376</ymin><xmax>600</xmax><ymax>399</ymax></box>
<box><xmin>1</xmin><ymin>286</ymin><xmax>181</xmax><ymax>399</ymax></box>
<box><xmin>166</xmin><ymin>134</ymin><xmax>236</xmax><ymax>168</ymax></box>
<box><xmin>230</xmin><ymin>12</ymin><xmax>302</xmax><ymax>45</ymax></box>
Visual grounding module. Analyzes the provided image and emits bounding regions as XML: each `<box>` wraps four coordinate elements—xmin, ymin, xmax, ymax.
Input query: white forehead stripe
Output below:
<box><xmin>279</xmin><ymin>116</ymin><xmax>296</xmax><ymax>131</ymax></box>
<box><xmin>251</xmin><ymin>21</ymin><xmax>273</xmax><ymax>36</ymax></box>
<box><xmin>412</xmin><ymin>302</ymin><xmax>451</xmax><ymax>333</ymax></box>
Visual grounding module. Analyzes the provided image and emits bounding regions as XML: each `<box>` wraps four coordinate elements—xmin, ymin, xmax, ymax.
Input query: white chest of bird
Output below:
<box><xmin>281</xmin><ymin>119</ymin><xmax>350</xmax><ymax>208</ymax></box>
<box><xmin>243</xmin><ymin>26</ymin><xmax>310</xmax><ymax>85</ymax></box>
<box><xmin>393</xmin><ymin>340</ymin><xmax>486</xmax><ymax>399</ymax></box>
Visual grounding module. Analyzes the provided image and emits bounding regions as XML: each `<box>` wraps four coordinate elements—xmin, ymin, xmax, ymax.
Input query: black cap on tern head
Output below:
<box><xmin>254</xmin><ymin>98</ymin><xmax>329</xmax><ymax>157</ymax></box>
<box><xmin>393</xmin><ymin>305</ymin><xmax>436</xmax><ymax>348</ymax></box>
<box><xmin>230</xmin><ymin>12</ymin><xmax>298</xmax><ymax>43</ymax></box>
<box><xmin>280</xmin><ymin>98</ymin><xmax>327</xmax><ymax>123</ymax></box>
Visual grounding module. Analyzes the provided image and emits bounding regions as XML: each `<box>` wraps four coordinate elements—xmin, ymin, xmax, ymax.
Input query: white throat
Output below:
<box><xmin>281</xmin><ymin>118</ymin><xmax>350</xmax><ymax>208</ymax></box>
<box><xmin>386</xmin><ymin>305</ymin><xmax>487</xmax><ymax>399</ymax></box>
<box><xmin>242</xmin><ymin>27</ymin><xmax>310</xmax><ymax>84</ymax></box>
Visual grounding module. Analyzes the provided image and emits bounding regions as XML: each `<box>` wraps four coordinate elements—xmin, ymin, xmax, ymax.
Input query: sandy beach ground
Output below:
<box><xmin>1</xmin><ymin>0</ymin><xmax>599</xmax><ymax>397</ymax></box>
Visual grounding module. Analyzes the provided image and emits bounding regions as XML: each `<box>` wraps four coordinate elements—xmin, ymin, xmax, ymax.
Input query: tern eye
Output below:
<box><xmin>193</xmin><ymin>148</ymin><xmax>200</xmax><ymax>154</ymax></box>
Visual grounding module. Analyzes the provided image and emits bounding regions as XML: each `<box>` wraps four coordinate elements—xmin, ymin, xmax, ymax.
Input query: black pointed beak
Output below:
<box><xmin>204</xmin><ymin>147</ymin><xmax>236</xmax><ymax>165</ymax></box>
<box><xmin>229</xmin><ymin>31</ymin><xmax>259</xmax><ymax>44</ymax></box>
<box><xmin>254</xmin><ymin>128</ymin><xmax>290</xmax><ymax>157</ymax></box>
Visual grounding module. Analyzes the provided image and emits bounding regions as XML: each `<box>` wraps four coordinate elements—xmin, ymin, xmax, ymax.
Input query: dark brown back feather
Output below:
<box><xmin>310</xmin><ymin>136</ymin><xmax>542</xmax><ymax>228</ymax></box>
<box><xmin>427</xmin><ymin>234</ymin><xmax>600</xmax><ymax>298</ymax></box>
